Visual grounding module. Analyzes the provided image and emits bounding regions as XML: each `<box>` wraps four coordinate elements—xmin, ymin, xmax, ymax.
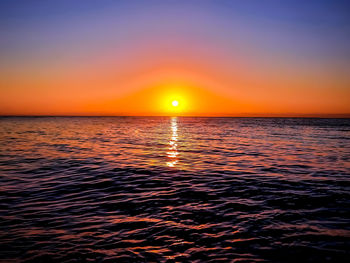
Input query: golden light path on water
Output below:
<box><xmin>166</xmin><ymin>117</ymin><xmax>178</xmax><ymax>167</ymax></box>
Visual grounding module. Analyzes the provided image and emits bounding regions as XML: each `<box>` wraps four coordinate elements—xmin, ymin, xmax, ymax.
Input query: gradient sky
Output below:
<box><xmin>1</xmin><ymin>0</ymin><xmax>349</xmax><ymax>116</ymax></box>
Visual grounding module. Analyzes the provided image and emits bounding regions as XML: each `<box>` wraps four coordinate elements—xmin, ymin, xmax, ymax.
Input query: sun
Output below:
<box><xmin>159</xmin><ymin>86</ymin><xmax>188</xmax><ymax>114</ymax></box>
<box><xmin>172</xmin><ymin>100</ymin><xmax>179</xmax><ymax>107</ymax></box>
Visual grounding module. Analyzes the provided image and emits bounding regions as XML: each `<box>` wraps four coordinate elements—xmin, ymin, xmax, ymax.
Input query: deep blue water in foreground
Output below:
<box><xmin>0</xmin><ymin>117</ymin><xmax>349</xmax><ymax>262</ymax></box>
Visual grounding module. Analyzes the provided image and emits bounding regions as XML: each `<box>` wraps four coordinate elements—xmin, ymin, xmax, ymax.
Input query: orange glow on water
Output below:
<box><xmin>166</xmin><ymin>117</ymin><xmax>178</xmax><ymax>167</ymax></box>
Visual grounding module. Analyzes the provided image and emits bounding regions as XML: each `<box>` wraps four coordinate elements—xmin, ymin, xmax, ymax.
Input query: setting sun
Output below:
<box><xmin>157</xmin><ymin>85</ymin><xmax>190</xmax><ymax>115</ymax></box>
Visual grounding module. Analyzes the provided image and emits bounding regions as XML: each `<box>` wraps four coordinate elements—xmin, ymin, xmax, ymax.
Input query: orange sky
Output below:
<box><xmin>1</xmin><ymin>1</ymin><xmax>349</xmax><ymax>117</ymax></box>
<box><xmin>1</xmin><ymin>49</ymin><xmax>349</xmax><ymax>117</ymax></box>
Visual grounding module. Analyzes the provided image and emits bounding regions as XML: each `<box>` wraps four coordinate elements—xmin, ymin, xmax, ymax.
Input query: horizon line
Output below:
<box><xmin>1</xmin><ymin>114</ymin><xmax>350</xmax><ymax>118</ymax></box>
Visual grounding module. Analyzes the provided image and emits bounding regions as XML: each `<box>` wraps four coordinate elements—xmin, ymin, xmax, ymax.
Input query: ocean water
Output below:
<box><xmin>0</xmin><ymin>117</ymin><xmax>349</xmax><ymax>262</ymax></box>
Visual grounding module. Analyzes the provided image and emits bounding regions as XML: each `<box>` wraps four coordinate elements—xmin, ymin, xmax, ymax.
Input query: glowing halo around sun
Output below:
<box><xmin>161</xmin><ymin>95</ymin><xmax>187</xmax><ymax>115</ymax></box>
<box><xmin>157</xmin><ymin>84</ymin><xmax>190</xmax><ymax>115</ymax></box>
<box><xmin>172</xmin><ymin>100</ymin><xmax>179</xmax><ymax>107</ymax></box>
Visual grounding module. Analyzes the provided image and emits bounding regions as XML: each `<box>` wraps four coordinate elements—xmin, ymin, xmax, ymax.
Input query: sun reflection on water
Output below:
<box><xmin>166</xmin><ymin>117</ymin><xmax>178</xmax><ymax>167</ymax></box>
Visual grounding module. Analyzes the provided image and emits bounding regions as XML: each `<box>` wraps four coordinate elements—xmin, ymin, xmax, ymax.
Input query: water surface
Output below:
<box><xmin>0</xmin><ymin>117</ymin><xmax>349</xmax><ymax>262</ymax></box>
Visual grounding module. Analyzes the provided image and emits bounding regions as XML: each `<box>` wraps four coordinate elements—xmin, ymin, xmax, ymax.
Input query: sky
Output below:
<box><xmin>1</xmin><ymin>0</ymin><xmax>349</xmax><ymax>116</ymax></box>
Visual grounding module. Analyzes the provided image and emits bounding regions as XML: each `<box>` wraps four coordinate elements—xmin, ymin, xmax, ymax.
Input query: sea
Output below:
<box><xmin>0</xmin><ymin>117</ymin><xmax>349</xmax><ymax>262</ymax></box>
